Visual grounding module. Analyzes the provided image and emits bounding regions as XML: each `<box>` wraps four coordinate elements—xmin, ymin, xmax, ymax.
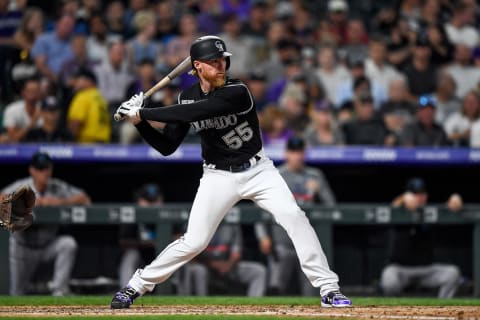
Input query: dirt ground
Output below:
<box><xmin>0</xmin><ymin>305</ymin><xmax>480</xmax><ymax>319</ymax></box>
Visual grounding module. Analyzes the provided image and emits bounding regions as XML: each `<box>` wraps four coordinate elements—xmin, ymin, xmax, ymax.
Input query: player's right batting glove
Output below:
<box><xmin>115</xmin><ymin>92</ymin><xmax>144</xmax><ymax>121</ymax></box>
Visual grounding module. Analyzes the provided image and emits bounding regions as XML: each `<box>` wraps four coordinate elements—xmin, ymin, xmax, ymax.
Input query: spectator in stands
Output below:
<box><xmin>433</xmin><ymin>72</ymin><xmax>461</xmax><ymax>124</ymax></box>
<box><xmin>382</xmin><ymin>177</ymin><xmax>462</xmax><ymax>299</ymax></box>
<box><xmin>31</xmin><ymin>14</ymin><xmax>74</xmax><ymax>83</ymax></box>
<box><xmin>259</xmin><ymin>105</ymin><xmax>293</xmax><ymax>148</ymax></box>
<box><xmin>0</xmin><ymin>8</ymin><xmax>43</xmax><ymax>102</ymax></box>
<box><xmin>8</xmin><ymin>7</ymin><xmax>43</xmax><ymax>96</ymax></box>
<box><xmin>279</xmin><ymin>81</ymin><xmax>310</xmax><ymax>134</ymax></box>
<box><xmin>245</xmin><ymin>70</ymin><xmax>268</xmax><ymax>112</ymax></box>
<box><xmin>336</xmin><ymin>60</ymin><xmax>386</xmax><ymax>109</ymax></box>
<box><xmin>219</xmin><ymin>13</ymin><xmax>254</xmax><ymax>79</ymax></box>
<box><xmin>252</xmin><ymin>19</ymin><xmax>287</xmax><ymax>65</ymax></box>
<box><xmin>67</xmin><ymin>68</ymin><xmax>111</xmax><ymax>143</ymax></box>
<box><xmin>364</xmin><ymin>36</ymin><xmax>402</xmax><ymax>106</ymax></box>
<box><xmin>126</xmin><ymin>10</ymin><xmax>162</xmax><ymax>71</ymax></box>
<box><xmin>315</xmin><ymin>45</ymin><xmax>351</xmax><ymax>106</ymax></box>
<box><xmin>154</xmin><ymin>0</ymin><xmax>177</xmax><ymax>43</ymax></box>
<box><xmin>77</xmin><ymin>0</ymin><xmax>100</xmax><ymax>21</ymax></box>
<box><xmin>0</xmin><ymin>0</ymin><xmax>22</xmax><ymax>46</ymax></box>
<box><xmin>165</xmin><ymin>13</ymin><xmax>199</xmax><ymax>89</ymax></box>
<box><xmin>444</xmin><ymin>90</ymin><xmax>480</xmax><ymax>147</ymax></box>
<box><xmin>326</xmin><ymin>0</ymin><xmax>349</xmax><ymax>45</ymax></box>
<box><xmin>196</xmin><ymin>0</ymin><xmax>224</xmax><ymax>36</ymax></box>
<box><xmin>379</xmin><ymin>77</ymin><xmax>416</xmax><ymax>138</ymax></box>
<box><xmin>1</xmin><ymin>152</ymin><xmax>90</xmax><ymax>296</ymax></box>
<box><xmin>13</xmin><ymin>7</ymin><xmax>44</xmax><ymax>52</ymax></box>
<box><xmin>444</xmin><ymin>2</ymin><xmax>479</xmax><ymax>49</ymax></box>
<box><xmin>399</xmin><ymin>95</ymin><xmax>448</xmax><ymax>146</ymax></box>
<box><xmin>105</xmin><ymin>1</ymin><xmax>128</xmax><ymax>39</ymax></box>
<box><xmin>165</xmin><ymin>13</ymin><xmax>198</xmax><ymax>69</ymax></box>
<box><xmin>446</xmin><ymin>44</ymin><xmax>480</xmax><ymax>99</ymax></box>
<box><xmin>418</xmin><ymin>0</ymin><xmax>441</xmax><ymax>28</ymax></box>
<box><xmin>241</xmin><ymin>0</ymin><xmax>269</xmax><ymax>38</ymax></box>
<box><xmin>263</xmin><ymin>40</ymin><xmax>302</xmax><ymax>95</ymax></box>
<box><xmin>385</xmin><ymin>16</ymin><xmax>412</xmax><ymax>70</ymax></box>
<box><xmin>222</xmin><ymin>0</ymin><xmax>250</xmax><ymax>22</ymax></box>
<box><xmin>255</xmin><ymin>136</ymin><xmax>335</xmax><ymax>296</ymax></box>
<box><xmin>314</xmin><ymin>18</ymin><xmax>336</xmax><ymax>48</ymax></box>
<box><xmin>290</xmin><ymin>3</ymin><xmax>315</xmax><ymax>47</ymax></box>
<box><xmin>340</xmin><ymin>19</ymin><xmax>369</xmax><ymax>67</ymax></box>
<box><xmin>397</xmin><ymin>0</ymin><xmax>422</xmax><ymax>30</ymax></box>
<box><xmin>372</xmin><ymin>6</ymin><xmax>398</xmax><ymax>37</ymax></box>
<box><xmin>342</xmin><ymin>90</ymin><xmax>390</xmax><ymax>146</ymax></box>
<box><xmin>118</xmin><ymin>183</ymin><xmax>162</xmax><ymax>287</ymax></box>
<box><xmin>305</xmin><ymin>101</ymin><xmax>344</xmax><ymax>146</ymax></box>
<box><xmin>2</xmin><ymin>77</ymin><xmax>42</xmax><ymax>143</ymax></box>
<box><xmin>425</xmin><ymin>23</ymin><xmax>454</xmax><ymax>66</ymax></box>
<box><xmin>126</xmin><ymin>58</ymin><xmax>158</xmax><ymax>101</ymax></box>
<box><xmin>94</xmin><ymin>41</ymin><xmax>132</xmax><ymax>108</ymax></box>
<box><xmin>87</xmin><ymin>13</ymin><xmax>120</xmax><ymax>66</ymax></box>
<box><xmin>59</xmin><ymin>34</ymin><xmax>97</xmax><ymax>91</ymax></box>
<box><xmin>177</xmin><ymin>219</ymin><xmax>267</xmax><ymax>296</ymax></box>
<box><xmin>24</xmin><ymin>96</ymin><xmax>73</xmax><ymax>143</ymax></box>
<box><xmin>402</xmin><ymin>36</ymin><xmax>438</xmax><ymax>100</ymax></box>
<box><xmin>124</xmin><ymin>0</ymin><xmax>149</xmax><ymax>38</ymax></box>
<box><xmin>58</xmin><ymin>0</ymin><xmax>88</xmax><ymax>35</ymax></box>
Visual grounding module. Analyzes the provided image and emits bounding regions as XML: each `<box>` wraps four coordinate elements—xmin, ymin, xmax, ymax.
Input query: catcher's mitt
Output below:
<box><xmin>0</xmin><ymin>184</ymin><xmax>35</xmax><ymax>232</ymax></box>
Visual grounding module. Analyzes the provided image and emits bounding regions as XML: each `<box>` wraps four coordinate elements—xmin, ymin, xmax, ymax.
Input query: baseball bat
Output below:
<box><xmin>114</xmin><ymin>56</ymin><xmax>192</xmax><ymax>121</ymax></box>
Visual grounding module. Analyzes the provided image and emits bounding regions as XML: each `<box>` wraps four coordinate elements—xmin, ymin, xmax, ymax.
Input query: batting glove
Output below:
<box><xmin>116</xmin><ymin>92</ymin><xmax>144</xmax><ymax>120</ymax></box>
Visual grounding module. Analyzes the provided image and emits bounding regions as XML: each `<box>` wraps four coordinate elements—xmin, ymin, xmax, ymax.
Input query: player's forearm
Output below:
<box><xmin>135</xmin><ymin>121</ymin><xmax>184</xmax><ymax>156</ymax></box>
<box><xmin>7</xmin><ymin>127</ymin><xmax>29</xmax><ymax>142</ymax></box>
<box><xmin>62</xmin><ymin>193</ymin><xmax>91</xmax><ymax>206</ymax></box>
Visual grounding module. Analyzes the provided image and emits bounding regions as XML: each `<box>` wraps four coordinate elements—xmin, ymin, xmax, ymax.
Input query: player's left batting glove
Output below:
<box><xmin>116</xmin><ymin>92</ymin><xmax>144</xmax><ymax>121</ymax></box>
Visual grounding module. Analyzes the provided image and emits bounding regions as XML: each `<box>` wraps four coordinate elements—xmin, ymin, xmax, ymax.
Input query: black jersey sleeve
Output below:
<box><xmin>135</xmin><ymin>121</ymin><xmax>190</xmax><ymax>156</ymax></box>
<box><xmin>139</xmin><ymin>84</ymin><xmax>252</xmax><ymax>123</ymax></box>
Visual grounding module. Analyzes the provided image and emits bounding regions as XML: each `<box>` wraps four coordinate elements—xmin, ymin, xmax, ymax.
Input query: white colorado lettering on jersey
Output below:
<box><xmin>191</xmin><ymin>114</ymin><xmax>238</xmax><ymax>132</ymax></box>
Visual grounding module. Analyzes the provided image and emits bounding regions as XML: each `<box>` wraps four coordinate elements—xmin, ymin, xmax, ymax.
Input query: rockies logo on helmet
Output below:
<box><xmin>190</xmin><ymin>35</ymin><xmax>232</xmax><ymax>70</ymax></box>
<box><xmin>215</xmin><ymin>40</ymin><xmax>224</xmax><ymax>52</ymax></box>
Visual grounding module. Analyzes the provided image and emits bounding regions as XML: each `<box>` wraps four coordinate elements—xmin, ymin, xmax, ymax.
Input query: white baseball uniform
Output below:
<box><xmin>126</xmin><ymin>78</ymin><xmax>341</xmax><ymax>297</ymax></box>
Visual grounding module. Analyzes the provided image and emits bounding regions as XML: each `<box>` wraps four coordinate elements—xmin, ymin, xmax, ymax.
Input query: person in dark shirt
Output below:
<box><xmin>379</xmin><ymin>77</ymin><xmax>416</xmax><ymax>139</ymax></box>
<box><xmin>381</xmin><ymin>177</ymin><xmax>462</xmax><ymax>298</ymax></box>
<box><xmin>111</xmin><ymin>35</ymin><xmax>351</xmax><ymax>309</ymax></box>
<box><xmin>399</xmin><ymin>95</ymin><xmax>449</xmax><ymax>146</ymax></box>
<box><xmin>342</xmin><ymin>90</ymin><xmax>391</xmax><ymax>145</ymax></box>
<box><xmin>402</xmin><ymin>36</ymin><xmax>438</xmax><ymax>100</ymax></box>
<box><xmin>24</xmin><ymin>96</ymin><xmax>74</xmax><ymax>143</ymax></box>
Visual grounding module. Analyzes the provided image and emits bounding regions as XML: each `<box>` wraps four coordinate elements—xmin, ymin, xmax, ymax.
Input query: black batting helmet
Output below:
<box><xmin>190</xmin><ymin>35</ymin><xmax>232</xmax><ymax>70</ymax></box>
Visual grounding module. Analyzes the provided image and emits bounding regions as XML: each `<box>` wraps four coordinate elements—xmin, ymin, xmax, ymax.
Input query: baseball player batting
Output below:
<box><xmin>111</xmin><ymin>35</ymin><xmax>352</xmax><ymax>308</ymax></box>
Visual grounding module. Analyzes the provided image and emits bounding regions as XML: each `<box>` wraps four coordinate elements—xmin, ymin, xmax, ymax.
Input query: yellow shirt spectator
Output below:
<box><xmin>67</xmin><ymin>87</ymin><xmax>111</xmax><ymax>143</ymax></box>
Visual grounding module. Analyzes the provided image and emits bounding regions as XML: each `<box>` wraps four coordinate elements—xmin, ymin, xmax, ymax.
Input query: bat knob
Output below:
<box><xmin>114</xmin><ymin>113</ymin><xmax>124</xmax><ymax>121</ymax></box>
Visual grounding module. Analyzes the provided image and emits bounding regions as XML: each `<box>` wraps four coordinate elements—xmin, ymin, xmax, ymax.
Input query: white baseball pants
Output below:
<box><xmin>128</xmin><ymin>156</ymin><xmax>340</xmax><ymax>296</ymax></box>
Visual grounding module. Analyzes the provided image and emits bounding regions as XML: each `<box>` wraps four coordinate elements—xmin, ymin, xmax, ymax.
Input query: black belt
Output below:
<box><xmin>207</xmin><ymin>155</ymin><xmax>261</xmax><ymax>173</ymax></box>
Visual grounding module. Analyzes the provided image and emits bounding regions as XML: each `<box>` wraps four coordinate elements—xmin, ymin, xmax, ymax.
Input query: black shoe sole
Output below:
<box><xmin>110</xmin><ymin>301</ymin><xmax>130</xmax><ymax>309</ymax></box>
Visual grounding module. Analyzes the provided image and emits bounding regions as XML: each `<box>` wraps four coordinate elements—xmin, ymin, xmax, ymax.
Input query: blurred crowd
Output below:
<box><xmin>1</xmin><ymin>0</ymin><xmax>480</xmax><ymax>147</ymax></box>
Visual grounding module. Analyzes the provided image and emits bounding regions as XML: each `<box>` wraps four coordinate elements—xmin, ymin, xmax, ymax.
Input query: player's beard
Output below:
<box><xmin>201</xmin><ymin>71</ymin><xmax>226</xmax><ymax>89</ymax></box>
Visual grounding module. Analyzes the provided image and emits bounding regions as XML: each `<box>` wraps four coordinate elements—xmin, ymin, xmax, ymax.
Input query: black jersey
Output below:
<box><xmin>137</xmin><ymin>78</ymin><xmax>262</xmax><ymax>166</ymax></box>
